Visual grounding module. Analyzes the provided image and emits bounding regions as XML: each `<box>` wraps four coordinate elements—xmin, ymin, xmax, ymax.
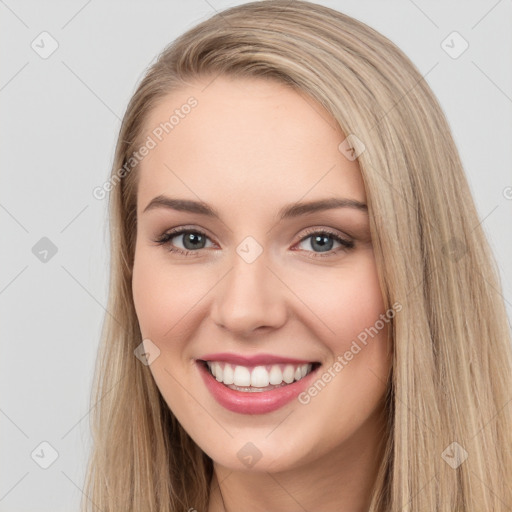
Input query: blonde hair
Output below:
<box><xmin>83</xmin><ymin>1</ymin><xmax>512</xmax><ymax>510</ymax></box>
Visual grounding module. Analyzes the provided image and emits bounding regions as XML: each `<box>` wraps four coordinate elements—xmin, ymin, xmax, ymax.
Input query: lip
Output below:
<box><xmin>198</xmin><ymin>352</ymin><xmax>315</xmax><ymax>367</ymax></box>
<box><xmin>196</xmin><ymin>359</ymin><xmax>321</xmax><ymax>415</ymax></box>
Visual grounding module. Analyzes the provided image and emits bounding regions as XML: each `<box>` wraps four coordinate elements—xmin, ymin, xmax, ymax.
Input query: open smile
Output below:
<box><xmin>196</xmin><ymin>354</ymin><xmax>321</xmax><ymax>414</ymax></box>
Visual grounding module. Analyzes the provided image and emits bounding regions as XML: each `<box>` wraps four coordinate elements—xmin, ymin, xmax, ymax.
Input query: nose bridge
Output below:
<box><xmin>211</xmin><ymin>240</ymin><xmax>286</xmax><ymax>334</ymax></box>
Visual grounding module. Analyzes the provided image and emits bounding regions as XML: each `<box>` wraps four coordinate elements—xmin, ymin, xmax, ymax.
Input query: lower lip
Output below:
<box><xmin>197</xmin><ymin>361</ymin><xmax>320</xmax><ymax>414</ymax></box>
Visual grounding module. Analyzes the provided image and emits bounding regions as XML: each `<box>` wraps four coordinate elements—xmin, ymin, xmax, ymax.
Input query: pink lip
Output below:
<box><xmin>196</xmin><ymin>359</ymin><xmax>320</xmax><ymax>415</ymax></box>
<box><xmin>198</xmin><ymin>352</ymin><xmax>315</xmax><ymax>367</ymax></box>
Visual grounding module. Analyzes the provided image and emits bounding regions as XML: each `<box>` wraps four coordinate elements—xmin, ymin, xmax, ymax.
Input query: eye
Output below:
<box><xmin>294</xmin><ymin>228</ymin><xmax>354</xmax><ymax>258</ymax></box>
<box><xmin>154</xmin><ymin>227</ymin><xmax>355</xmax><ymax>258</ymax></box>
<box><xmin>154</xmin><ymin>228</ymin><xmax>215</xmax><ymax>256</ymax></box>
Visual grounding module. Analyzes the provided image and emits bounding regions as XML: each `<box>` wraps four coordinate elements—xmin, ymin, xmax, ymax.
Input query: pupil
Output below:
<box><xmin>312</xmin><ymin>234</ymin><xmax>333</xmax><ymax>252</ymax></box>
<box><xmin>184</xmin><ymin>232</ymin><xmax>205</xmax><ymax>250</ymax></box>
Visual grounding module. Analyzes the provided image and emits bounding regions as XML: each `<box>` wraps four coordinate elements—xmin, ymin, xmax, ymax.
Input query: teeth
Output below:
<box><xmin>223</xmin><ymin>364</ymin><xmax>234</xmax><ymax>385</ymax></box>
<box><xmin>213</xmin><ymin>362</ymin><xmax>223</xmax><ymax>382</ymax></box>
<box><xmin>251</xmin><ymin>366</ymin><xmax>269</xmax><ymax>387</ymax></box>
<box><xmin>283</xmin><ymin>365</ymin><xmax>295</xmax><ymax>384</ymax></box>
<box><xmin>269</xmin><ymin>365</ymin><xmax>283</xmax><ymax>385</ymax></box>
<box><xmin>206</xmin><ymin>361</ymin><xmax>314</xmax><ymax>388</ymax></box>
<box><xmin>233</xmin><ymin>365</ymin><xmax>251</xmax><ymax>386</ymax></box>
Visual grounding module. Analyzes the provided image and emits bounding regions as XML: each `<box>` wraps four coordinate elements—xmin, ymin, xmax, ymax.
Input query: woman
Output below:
<box><xmin>83</xmin><ymin>1</ymin><xmax>512</xmax><ymax>510</ymax></box>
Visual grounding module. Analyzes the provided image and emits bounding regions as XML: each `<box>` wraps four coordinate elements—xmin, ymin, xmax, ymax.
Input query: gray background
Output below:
<box><xmin>1</xmin><ymin>1</ymin><xmax>511</xmax><ymax>510</ymax></box>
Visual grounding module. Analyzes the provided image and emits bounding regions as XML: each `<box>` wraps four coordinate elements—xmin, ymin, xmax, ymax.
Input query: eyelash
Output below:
<box><xmin>153</xmin><ymin>227</ymin><xmax>355</xmax><ymax>259</ymax></box>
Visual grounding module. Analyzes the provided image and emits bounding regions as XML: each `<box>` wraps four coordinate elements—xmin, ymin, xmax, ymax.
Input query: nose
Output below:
<box><xmin>210</xmin><ymin>250</ymin><xmax>288</xmax><ymax>337</ymax></box>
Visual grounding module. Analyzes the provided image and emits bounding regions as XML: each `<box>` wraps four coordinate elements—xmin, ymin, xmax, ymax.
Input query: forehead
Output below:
<box><xmin>136</xmin><ymin>76</ymin><xmax>365</xmax><ymax>214</ymax></box>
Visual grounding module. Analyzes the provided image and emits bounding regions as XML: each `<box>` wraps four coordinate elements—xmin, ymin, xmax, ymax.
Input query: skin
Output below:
<box><xmin>132</xmin><ymin>75</ymin><xmax>392</xmax><ymax>512</ymax></box>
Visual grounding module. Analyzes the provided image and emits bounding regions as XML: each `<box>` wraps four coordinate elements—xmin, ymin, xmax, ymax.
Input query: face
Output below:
<box><xmin>132</xmin><ymin>75</ymin><xmax>392</xmax><ymax>473</ymax></box>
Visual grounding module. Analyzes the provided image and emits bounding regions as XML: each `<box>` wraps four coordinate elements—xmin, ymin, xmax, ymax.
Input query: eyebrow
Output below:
<box><xmin>142</xmin><ymin>195</ymin><xmax>368</xmax><ymax>219</ymax></box>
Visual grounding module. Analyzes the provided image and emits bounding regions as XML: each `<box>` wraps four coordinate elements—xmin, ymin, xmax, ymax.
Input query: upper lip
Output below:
<box><xmin>198</xmin><ymin>352</ymin><xmax>318</xmax><ymax>366</ymax></box>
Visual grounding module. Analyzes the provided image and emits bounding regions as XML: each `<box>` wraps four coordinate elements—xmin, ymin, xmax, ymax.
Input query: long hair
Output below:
<box><xmin>82</xmin><ymin>1</ymin><xmax>512</xmax><ymax>510</ymax></box>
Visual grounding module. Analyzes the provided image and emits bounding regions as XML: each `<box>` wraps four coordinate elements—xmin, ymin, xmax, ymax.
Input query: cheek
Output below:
<box><xmin>292</xmin><ymin>250</ymin><xmax>387</xmax><ymax>347</ymax></box>
<box><xmin>288</xmin><ymin>254</ymin><xmax>391</xmax><ymax>449</ymax></box>
<box><xmin>132</xmin><ymin>249</ymin><xmax>209</xmax><ymax>341</ymax></box>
